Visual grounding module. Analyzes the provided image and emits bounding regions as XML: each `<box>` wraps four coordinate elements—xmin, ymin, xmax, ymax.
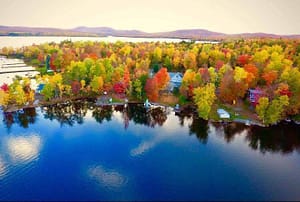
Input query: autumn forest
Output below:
<box><xmin>1</xmin><ymin>39</ymin><xmax>300</xmax><ymax>125</ymax></box>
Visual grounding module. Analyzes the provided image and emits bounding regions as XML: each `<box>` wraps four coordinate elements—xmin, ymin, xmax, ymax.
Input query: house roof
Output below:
<box><xmin>168</xmin><ymin>72</ymin><xmax>183</xmax><ymax>79</ymax></box>
<box><xmin>217</xmin><ymin>109</ymin><xmax>230</xmax><ymax>116</ymax></box>
<box><xmin>249</xmin><ymin>89</ymin><xmax>263</xmax><ymax>94</ymax></box>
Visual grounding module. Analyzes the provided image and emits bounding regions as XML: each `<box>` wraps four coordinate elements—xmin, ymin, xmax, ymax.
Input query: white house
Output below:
<box><xmin>217</xmin><ymin>109</ymin><xmax>230</xmax><ymax>119</ymax></box>
<box><xmin>168</xmin><ymin>72</ymin><xmax>183</xmax><ymax>91</ymax></box>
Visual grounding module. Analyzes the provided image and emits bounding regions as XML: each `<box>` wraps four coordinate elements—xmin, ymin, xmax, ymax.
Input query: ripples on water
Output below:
<box><xmin>0</xmin><ymin>133</ymin><xmax>41</xmax><ymax>181</ymax></box>
<box><xmin>5</xmin><ymin>134</ymin><xmax>41</xmax><ymax>163</ymax></box>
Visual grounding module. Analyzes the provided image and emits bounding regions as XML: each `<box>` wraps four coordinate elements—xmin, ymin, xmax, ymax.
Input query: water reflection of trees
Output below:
<box><xmin>2</xmin><ymin>101</ymin><xmax>300</xmax><ymax>154</ymax></box>
<box><xmin>92</xmin><ymin>106</ymin><xmax>113</xmax><ymax>124</ymax></box>
<box><xmin>2</xmin><ymin>107</ymin><xmax>37</xmax><ymax>129</ymax></box>
<box><xmin>40</xmin><ymin>102</ymin><xmax>168</xmax><ymax>128</ymax></box>
<box><xmin>212</xmin><ymin>121</ymin><xmax>300</xmax><ymax>154</ymax></box>
<box><xmin>212</xmin><ymin>122</ymin><xmax>248</xmax><ymax>143</ymax></box>
<box><xmin>126</xmin><ymin>104</ymin><xmax>167</xmax><ymax>128</ymax></box>
<box><xmin>188</xmin><ymin>116</ymin><xmax>209</xmax><ymax>144</ymax></box>
<box><xmin>42</xmin><ymin>100</ymin><xmax>90</xmax><ymax>126</ymax></box>
<box><xmin>246</xmin><ymin>123</ymin><xmax>300</xmax><ymax>154</ymax></box>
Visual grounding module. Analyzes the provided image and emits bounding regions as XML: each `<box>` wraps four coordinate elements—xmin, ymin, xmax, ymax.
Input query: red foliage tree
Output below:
<box><xmin>277</xmin><ymin>83</ymin><xmax>292</xmax><ymax>97</ymax></box>
<box><xmin>215</xmin><ymin>60</ymin><xmax>224</xmax><ymax>70</ymax></box>
<box><xmin>71</xmin><ymin>80</ymin><xmax>81</xmax><ymax>95</ymax></box>
<box><xmin>0</xmin><ymin>83</ymin><xmax>9</xmax><ymax>92</ymax></box>
<box><xmin>237</xmin><ymin>54</ymin><xmax>251</xmax><ymax>66</ymax></box>
<box><xmin>113</xmin><ymin>82</ymin><xmax>126</xmax><ymax>94</ymax></box>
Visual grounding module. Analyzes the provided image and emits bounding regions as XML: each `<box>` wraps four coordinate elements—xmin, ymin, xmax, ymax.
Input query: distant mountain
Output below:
<box><xmin>151</xmin><ymin>29</ymin><xmax>227</xmax><ymax>39</ymax></box>
<box><xmin>71</xmin><ymin>26</ymin><xmax>147</xmax><ymax>37</ymax></box>
<box><xmin>0</xmin><ymin>25</ymin><xmax>299</xmax><ymax>40</ymax></box>
<box><xmin>0</xmin><ymin>25</ymin><xmax>97</xmax><ymax>37</ymax></box>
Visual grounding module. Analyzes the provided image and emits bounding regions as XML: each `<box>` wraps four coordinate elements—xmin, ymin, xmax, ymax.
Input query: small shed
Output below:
<box><xmin>217</xmin><ymin>109</ymin><xmax>230</xmax><ymax>119</ymax></box>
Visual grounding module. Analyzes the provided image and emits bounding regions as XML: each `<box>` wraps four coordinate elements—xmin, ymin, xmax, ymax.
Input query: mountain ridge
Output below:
<box><xmin>0</xmin><ymin>25</ymin><xmax>299</xmax><ymax>39</ymax></box>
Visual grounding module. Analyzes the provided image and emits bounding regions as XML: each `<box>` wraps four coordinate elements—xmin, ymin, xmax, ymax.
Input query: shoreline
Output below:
<box><xmin>1</xmin><ymin>96</ymin><xmax>299</xmax><ymax>128</ymax></box>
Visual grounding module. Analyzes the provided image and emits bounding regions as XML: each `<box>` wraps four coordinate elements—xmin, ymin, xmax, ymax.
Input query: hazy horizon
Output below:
<box><xmin>0</xmin><ymin>0</ymin><xmax>299</xmax><ymax>35</ymax></box>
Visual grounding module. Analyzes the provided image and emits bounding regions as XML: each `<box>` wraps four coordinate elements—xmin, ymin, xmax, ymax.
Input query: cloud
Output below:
<box><xmin>130</xmin><ymin>140</ymin><xmax>157</xmax><ymax>157</ymax></box>
<box><xmin>88</xmin><ymin>165</ymin><xmax>127</xmax><ymax>189</ymax></box>
<box><xmin>5</xmin><ymin>134</ymin><xmax>42</xmax><ymax>163</ymax></box>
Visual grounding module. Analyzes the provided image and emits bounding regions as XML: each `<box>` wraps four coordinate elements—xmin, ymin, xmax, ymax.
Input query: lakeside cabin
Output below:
<box><xmin>168</xmin><ymin>72</ymin><xmax>183</xmax><ymax>91</ymax></box>
<box><xmin>149</xmin><ymin>69</ymin><xmax>183</xmax><ymax>92</ymax></box>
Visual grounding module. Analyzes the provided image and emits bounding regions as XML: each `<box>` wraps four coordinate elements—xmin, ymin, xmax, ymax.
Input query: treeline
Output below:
<box><xmin>1</xmin><ymin>39</ymin><xmax>300</xmax><ymax>125</ymax></box>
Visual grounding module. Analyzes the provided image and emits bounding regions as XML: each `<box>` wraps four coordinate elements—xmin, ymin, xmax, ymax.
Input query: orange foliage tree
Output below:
<box><xmin>154</xmin><ymin>67</ymin><xmax>170</xmax><ymax>90</ymax></box>
<box><xmin>145</xmin><ymin>77</ymin><xmax>159</xmax><ymax>101</ymax></box>
<box><xmin>244</xmin><ymin>63</ymin><xmax>259</xmax><ymax>87</ymax></box>
<box><xmin>262</xmin><ymin>70</ymin><xmax>278</xmax><ymax>85</ymax></box>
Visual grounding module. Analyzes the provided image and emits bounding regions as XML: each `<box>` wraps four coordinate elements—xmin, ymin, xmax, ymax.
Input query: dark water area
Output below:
<box><xmin>0</xmin><ymin>100</ymin><xmax>300</xmax><ymax>201</ymax></box>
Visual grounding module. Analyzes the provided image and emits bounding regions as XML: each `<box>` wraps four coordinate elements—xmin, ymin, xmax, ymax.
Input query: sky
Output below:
<box><xmin>0</xmin><ymin>0</ymin><xmax>299</xmax><ymax>35</ymax></box>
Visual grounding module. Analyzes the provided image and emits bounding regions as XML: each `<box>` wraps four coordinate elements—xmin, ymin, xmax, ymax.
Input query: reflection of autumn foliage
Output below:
<box><xmin>247</xmin><ymin>123</ymin><xmax>300</xmax><ymax>154</ymax></box>
<box><xmin>126</xmin><ymin>104</ymin><xmax>167</xmax><ymax>127</ymax></box>
<box><xmin>211</xmin><ymin>121</ymin><xmax>300</xmax><ymax>154</ymax></box>
<box><xmin>189</xmin><ymin>117</ymin><xmax>209</xmax><ymax>144</ymax></box>
<box><xmin>148</xmin><ymin>108</ymin><xmax>167</xmax><ymax>127</ymax></box>
<box><xmin>92</xmin><ymin>106</ymin><xmax>113</xmax><ymax>124</ymax></box>
<box><xmin>43</xmin><ymin>101</ymin><xmax>89</xmax><ymax>126</ymax></box>
<box><xmin>3</xmin><ymin>108</ymin><xmax>37</xmax><ymax>129</ymax></box>
<box><xmin>222</xmin><ymin>122</ymin><xmax>247</xmax><ymax>143</ymax></box>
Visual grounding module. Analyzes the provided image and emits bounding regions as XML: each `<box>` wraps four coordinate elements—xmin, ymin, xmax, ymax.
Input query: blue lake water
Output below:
<box><xmin>0</xmin><ymin>101</ymin><xmax>300</xmax><ymax>201</ymax></box>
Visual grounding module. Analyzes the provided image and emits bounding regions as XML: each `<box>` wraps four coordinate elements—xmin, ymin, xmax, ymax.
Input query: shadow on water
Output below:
<box><xmin>1</xmin><ymin>100</ymin><xmax>300</xmax><ymax>154</ymax></box>
<box><xmin>247</xmin><ymin>123</ymin><xmax>300</xmax><ymax>154</ymax></box>
<box><xmin>41</xmin><ymin>99</ymin><xmax>96</xmax><ymax>126</ymax></box>
<box><xmin>188</xmin><ymin>116</ymin><xmax>209</xmax><ymax>144</ymax></box>
<box><xmin>2</xmin><ymin>107</ymin><xmax>37</xmax><ymax>130</ymax></box>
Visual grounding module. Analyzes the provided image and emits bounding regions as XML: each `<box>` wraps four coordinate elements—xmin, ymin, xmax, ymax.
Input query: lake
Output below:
<box><xmin>0</xmin><ymin>101</ymin><xmax>299</xmax><ymax>201</ymax></box>
<box><xmin>0</xmin><ymin>36</ymin><xmax>217</xmax><ymax>49</ymax></box>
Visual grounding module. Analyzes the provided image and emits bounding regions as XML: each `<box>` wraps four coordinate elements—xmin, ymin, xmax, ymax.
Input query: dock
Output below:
<box><xmin>0</xmin><ymin>56</ymin><xmax>39</xmax><ymax>85</ymax></box>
